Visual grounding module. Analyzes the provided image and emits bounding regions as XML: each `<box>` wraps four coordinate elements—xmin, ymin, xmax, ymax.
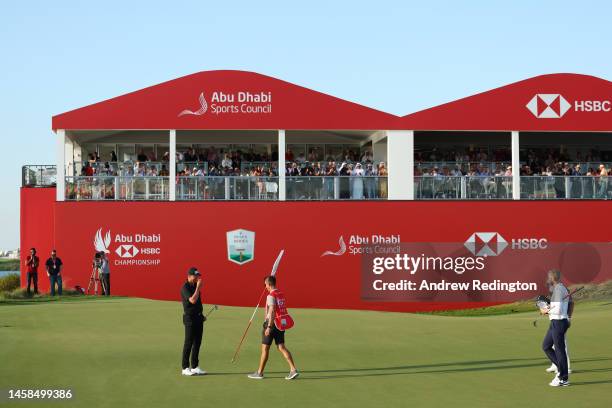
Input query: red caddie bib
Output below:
<box><xmin>270</xmin><ymin>289</ymin><xmax>294</xmax><ymax>330</ymax></box>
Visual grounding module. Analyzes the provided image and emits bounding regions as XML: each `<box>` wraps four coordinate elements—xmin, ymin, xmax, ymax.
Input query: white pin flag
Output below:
<box><xmin>270</xmin><ymin>250</ymin><xmax>284</xmax><ymax>276</ymax></box>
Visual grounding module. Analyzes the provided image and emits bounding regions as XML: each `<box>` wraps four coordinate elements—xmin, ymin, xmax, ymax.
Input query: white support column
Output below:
<box><xmin>386</xmin><ymin>130</ymin><xmax>414</xmax><ymax>200</ymax></box>
<box><xmin>56</xmin><ymin>129</ymin><xmax>66</xmax><ymax>201</ymax></box>
<box><xmin>169</xmin><ymin>130</ymin><xmax>176</xmax><ymax>201</ymax></box>
<box><xmin>278</xmin><ymin>130</ymin><xmax>286</xmax><ymax>201</ymax></box>
<box><xmin>511</xmin><ymin>131</ymin><xmax>520</xmax><ymax>200</ymax></box>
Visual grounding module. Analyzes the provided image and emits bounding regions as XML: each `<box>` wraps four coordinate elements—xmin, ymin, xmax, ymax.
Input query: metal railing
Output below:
<box><xmin>22</xmin><ymin>165</ymin><xmax>57</xmax><ymax>187</ymax></box>
<box><xmin>76</xmin><ymin>161</ymin><xmax>208</xmax><ymax>176</ymax></box>
<box><xmin>20</xmin><ymin>166</ymin><xmax>612</xmax><ymax>201</ymax></box>
<box><xmin>176</xmin><ymin>176</ymin><xmax>279</xmax><ymax>200</ymax></box>
<box><xmin>286</xmin><ymin>176</ymin><xmax>387</xmax><ymax>200</ymax></box>
<box><xmin>521</xmin><ymin>176</ymin><xmax>611</xmax><ymax>199</ymax></box>
<box><xmin>415</xmin><ymin>176</ymin><xmax>513</xmax><ymax>200</ymax></box>
<box><xmin>65</xmin><ymin>176</ymin><xmax>169</xmax><ymax>200</ymax></box>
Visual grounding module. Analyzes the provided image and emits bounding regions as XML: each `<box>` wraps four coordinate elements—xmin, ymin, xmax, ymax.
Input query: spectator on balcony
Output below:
<box><xmin>110</xmin><ymin>150</ymin><xmax>118</xmax><ymax>162</ymax></box>
<box><xmin>83</xmin><ymin>162</ymin><xmax>95</xmax><ymax>177</ymax></box>
<box><xmin>221</xmin><ymin>154</ymin><xmax>232</xmax><ymax>169</ymax></box>
<box><xmin>598</xmin><ymin>164</ymin><xmax>608</xmax><ymax>198</ymax></box>
<box><xmin>364</xmin><ymin>163</ymin><xmax>377</xmax><ymax>199</ymax></box>
<box><xmin>100</xmin><ymin>162</ymin><xmax>114</xmax><ymax>176</ymax></box>
<box><xmin>351</xmin><ymin>163</ymin><xmax>365</xmax><ymax>199</ymax></box>
<box><xmin>378</xmin><ymin>162</ymin><xmax>388</xmax><ymax>199</ymax></box>
<box><xmin>323</xmin><ymin>161</ymin><xmax>337</xmax><ymax>199</ymax></box>
<box><xmin>137</xmin><ymin>149</ymin><xmax>148</xmax><ymax>162</ymax></box>
<box><xmin>160</xmin><ymin>165</ymin><xmax>169</xmax><ymax>177</ymax></box>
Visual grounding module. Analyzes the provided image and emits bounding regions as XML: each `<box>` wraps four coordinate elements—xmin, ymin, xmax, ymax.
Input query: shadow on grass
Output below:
<box><xmin>571</xmin><ymin>379</ymin><xmax>612</xmax><ymax>386</ymax></box>
<box><xmin>280</xmin><ymin>357</ymin><xmax>612</xmax><ymax>380</ymax></box>
<box><xmin>0</xmin><ymin>296</ymin><xmax>128</xmax><ymax>307</ymax></box>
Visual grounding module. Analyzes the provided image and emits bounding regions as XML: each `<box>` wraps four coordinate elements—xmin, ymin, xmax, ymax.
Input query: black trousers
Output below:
<box><xmin>542</xmin><ymin>319</ymin><xmax>570</xmax><ymax>381</ymax></box>
<box><xmin>182</xmin><ymin>315</ymin><xmax>204</xmax><ymax>369</ymax></box>
<box><xmin>100</xmin><ymin>273</ymin><xmax>110</xmax><ymax>296</ymax></box>
<box><xmin>27</xmin><ymin>272</ymin><xmax>38</xmax><ymax>294</ymax></box>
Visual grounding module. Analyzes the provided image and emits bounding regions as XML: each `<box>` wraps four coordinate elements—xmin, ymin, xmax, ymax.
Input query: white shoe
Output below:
<box><xmin>182</xmin><ymin>368</ymin><xmax>194</xmax><ymax>376</ymax></box>
<box><xmin>190</xmin><ymin>367</ymin><xmax>207</xmax><ymax>375</ymax></box>
<box><xmin>546</xmin><ymin>364</ymin><xmax>558</xmax><ymax>373</ymax></box>
<box><xmin>248</xmin><ymin>372</ymin><xmax>264</xmax><ymax>379</ymax></box>
<box><xmin>549</xmin><ymin>376</ymin><xmax>570</xmax><ymax>387</ymax></box>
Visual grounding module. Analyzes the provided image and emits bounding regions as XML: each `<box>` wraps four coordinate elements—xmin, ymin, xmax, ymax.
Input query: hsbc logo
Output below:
<box><xmin>465</xmin><ymin>232</ymin><xmax>548</xmax><ymax>256</ymax></box>
<box><xmin>526</xmin><ymin>94</ymin><xmax>611</xmax><ymax>118</ymax></box>
<box><xmin>526</xmin><ymin>94</ymin><xmax>571</xmax><ymax>118</ymax></box>
<box><xmin>464</xmin><ymin>232</ymin><xmax>508</xmax><ymax>256</ymax></box>
<box><xmin>115</xmin><ymin>244</ymin><xmax>140</xmax><ymax>258</ymax></box>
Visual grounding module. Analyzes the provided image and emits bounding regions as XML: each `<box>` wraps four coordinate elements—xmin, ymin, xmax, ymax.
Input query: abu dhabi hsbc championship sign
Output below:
<box><xmin>526</xmin><ymin>93</ymin><xmax>611</xmax><ymax>118</ymax></box>
<box><xmin>93</xmin><ymin>228</ymin><xmax>162</xmax><ymax>266</ymax></box>
<box><xmin>178</xmin><ymin>90</ymin><xmax>273</xmax><ymax>117</ymax></box>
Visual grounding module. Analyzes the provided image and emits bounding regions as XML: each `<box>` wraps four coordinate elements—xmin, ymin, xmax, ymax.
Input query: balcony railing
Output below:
<box><xmin>286</xmin><ymin>176</ymin><xmax>387</xmax><ymax>200</ymax></box>
<box><xmin>415</xmin><ymin>176</ymin><xmax>512</xmax><ymax>200</ymax></box>
<box><xmin>65</xmin><ymin>176</ymin><xmax>169</xmax><ymax>200</ymax></box>
<box><xmin>22</xmin><ymin>165</ymin><xmax>57</xmax><ymax>187</ymax></box>
<box><xmin>176</xmin><ymin>176</ymin><xmax>278</xmax><ymax>200</ymax></box>
<box><xmin>520</xmin><ymin>176</ymin><xmax>611</xmax><ymax>199</ymax></box>
<box><xmin>20</xmin><ymin>165</ymin><xmax>612</xmax><ymax>201</ymax></box>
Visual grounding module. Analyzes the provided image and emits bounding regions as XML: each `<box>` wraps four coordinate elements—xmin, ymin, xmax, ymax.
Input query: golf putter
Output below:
<box><xmin>206</xmin><ymin>305</ymin><xmax>219</xmax><ymax>317</ymax></box>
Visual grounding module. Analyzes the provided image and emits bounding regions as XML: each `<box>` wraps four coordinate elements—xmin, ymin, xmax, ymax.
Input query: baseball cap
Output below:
<box><xmin>187</xmin><ymin>267</ymin><xmax>201</xmax><ymax>276</ymax></box>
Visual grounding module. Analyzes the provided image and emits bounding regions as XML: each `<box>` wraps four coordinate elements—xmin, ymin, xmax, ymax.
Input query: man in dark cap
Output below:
<box><xmin>180</xmin><ymin>267</ymin><xmax>206</xmax><ymax>376</ymax></box>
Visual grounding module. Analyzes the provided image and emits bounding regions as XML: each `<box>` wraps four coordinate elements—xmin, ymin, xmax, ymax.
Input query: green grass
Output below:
<box><xmin>1</xmin><ymin>298</ymin><xmax>611</xmax><ymax>408</ymax></box>
<box><xmin>0</xmin><ymin>258</ymin><xmax>19</xmax><ymax>271</ymax></box>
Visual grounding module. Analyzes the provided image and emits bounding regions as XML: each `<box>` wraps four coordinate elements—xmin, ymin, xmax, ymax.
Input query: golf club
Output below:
<box><xmin>205</xmin><ymin>304</ymin><xmax>219</xmax><ymax>317</ymax></box>
<box><xmin>532</xmin><ymin>286</ymin><xmax>584</xmax><ymax>327</ymax></box>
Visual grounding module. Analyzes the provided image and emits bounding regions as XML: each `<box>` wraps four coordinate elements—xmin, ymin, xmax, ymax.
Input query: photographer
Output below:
<box><xmin>92</xmin><ymin>252</ymin><xmax>103</xmax><ymax>291</ymax></box>
<box><xmin>99</xmin><ymin>252</ymin><xmax>111</xmax><ymax>296</ymax></box>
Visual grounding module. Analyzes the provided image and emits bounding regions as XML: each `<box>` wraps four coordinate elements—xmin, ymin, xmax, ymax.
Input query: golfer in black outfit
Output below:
<box><xmin>180</xmin><ymin>267</ymin><xmax>206</xmax><ymax>376</ymax></box>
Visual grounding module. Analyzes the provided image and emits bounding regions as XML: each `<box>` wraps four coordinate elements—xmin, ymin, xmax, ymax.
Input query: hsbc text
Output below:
<box><xmin>511</xmin><ymin>238</ymin><xmax>548</xmax><ymax>250</ymax></box>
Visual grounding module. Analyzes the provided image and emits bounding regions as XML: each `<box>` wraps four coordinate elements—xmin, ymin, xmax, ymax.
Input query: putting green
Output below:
<box><xmin>0</xmin><ymin>298</ymin><xmax>610</xmax><ymax>407</ymax></box>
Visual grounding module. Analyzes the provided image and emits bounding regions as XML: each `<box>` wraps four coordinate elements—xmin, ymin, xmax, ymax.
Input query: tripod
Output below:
<box><xmin>86</xmin><ymin>266</ymin><xmax>106</xmax><ymax>295</ymax></box>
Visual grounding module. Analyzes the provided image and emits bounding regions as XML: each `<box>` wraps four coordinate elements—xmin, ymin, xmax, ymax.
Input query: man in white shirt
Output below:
<box><xmin>540</xmin><ymin>269</ymin><xmax>571</xmax><ymax>386</ymax></box>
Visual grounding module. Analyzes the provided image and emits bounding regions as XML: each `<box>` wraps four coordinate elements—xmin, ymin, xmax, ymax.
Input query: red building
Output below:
<box><xmin>21</xmin><ymin>71</ymin><xmax>612</xmax><ymax>311</ymax></box>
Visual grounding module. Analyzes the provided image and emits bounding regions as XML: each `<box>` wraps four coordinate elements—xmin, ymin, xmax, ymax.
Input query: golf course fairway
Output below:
<box><xmin>1</xmin><ymin>297</ymin><xmax>610</xmax><ymax>407</ymax></box>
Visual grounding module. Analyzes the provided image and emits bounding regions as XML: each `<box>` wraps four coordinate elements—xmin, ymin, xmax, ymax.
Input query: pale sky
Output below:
<box><xmin>1</xmin><ymin>1</ymin><xmax>611</xmax><ymax>249</ymax></box>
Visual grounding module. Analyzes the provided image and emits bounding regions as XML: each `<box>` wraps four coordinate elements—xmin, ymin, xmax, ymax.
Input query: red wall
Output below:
<box><xmin>20</xmin><ymin>188</ymin><xmax>56</xmax><ymax>291</ymax></box>
<box><xmin>18</xmin><ymin>197</ymin><xmax>609</xmax><ymax>312</ymax></box>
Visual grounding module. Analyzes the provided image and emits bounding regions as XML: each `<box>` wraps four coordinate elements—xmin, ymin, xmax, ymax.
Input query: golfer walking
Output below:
<box><xmin>540</xmin><ymin>269</ymin><xmax>571</xmax><ymax>387</ymax></box>
<box><xmin>180</xmin><ymin>267</ymin><xmax>206</xmax><ymax>376</ymax></box>
<box><xmin>248</xmin><ymin>275</ymin><xmax>299</xmax><ymax>380</ymax></box>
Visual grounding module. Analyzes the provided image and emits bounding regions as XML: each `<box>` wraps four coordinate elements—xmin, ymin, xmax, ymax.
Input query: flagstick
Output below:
<box><xmin>231</xmin><ymin>288</ymin><xmax>267</xmax><ymax>363</ymax></box>
<box><xmin>231</xmin><ymin>250</ymin><xmax>284</xmax><ymax>364</ymax></box>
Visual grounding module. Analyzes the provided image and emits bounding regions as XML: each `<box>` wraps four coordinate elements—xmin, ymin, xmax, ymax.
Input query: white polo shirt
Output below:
<box><xmin>549</xmin><ymin>283</ymin><xmax>569</xmax><ymax>320</ymax></box>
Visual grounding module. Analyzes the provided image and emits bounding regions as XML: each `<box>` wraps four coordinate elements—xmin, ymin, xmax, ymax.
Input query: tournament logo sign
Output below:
<box><xmin>226</xmin><ymin>229</ymin><xmax>255</xmax><ymax>265</ymax></box>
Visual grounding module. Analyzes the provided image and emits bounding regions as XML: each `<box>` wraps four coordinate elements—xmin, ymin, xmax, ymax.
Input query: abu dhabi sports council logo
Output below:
<box><xmin>94</xmin><ymin>228</ymin><xmax>111</xmax><ymax>253</ymax></box>
<box><xmin>464</xmin><ymin>232</ymin><xmax>508</xmax><ymax>257</ymax></box>
<box><xmin>526</xmin><ymin>94</ymin><xmax>571</xmax><ymax>118</ymax></box>
<box><xmin>178</xmin><ymin>92</ymin><xmax>208</xmax><ymax>116</ymax></box>
<box><xmin>321</xmin><ymin>236</ymin><xmax>347</xmax><ymax>257</ymax></box>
